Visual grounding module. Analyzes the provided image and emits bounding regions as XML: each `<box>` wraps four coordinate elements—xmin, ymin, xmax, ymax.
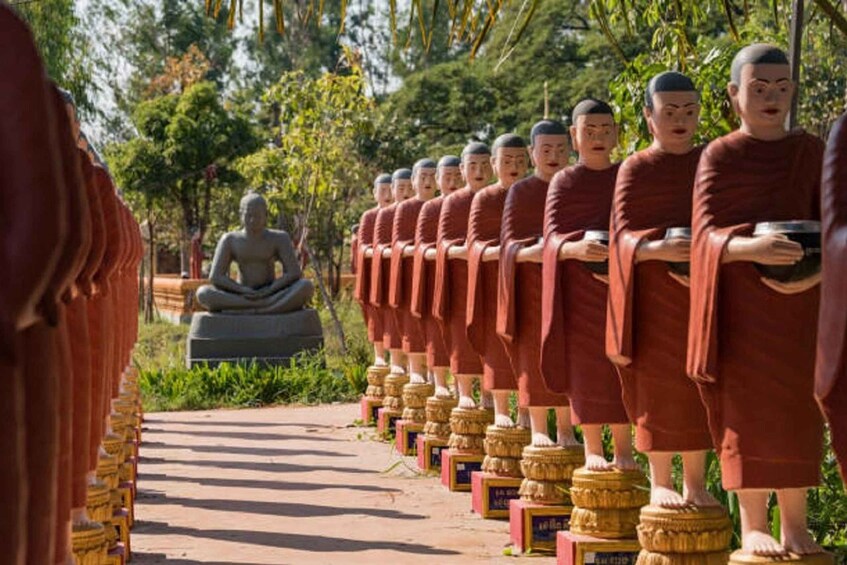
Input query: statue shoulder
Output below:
<box><xmin>265</xmin><ymin>229</ymin><xmax>294</xmax><ymax>244</ymax></box>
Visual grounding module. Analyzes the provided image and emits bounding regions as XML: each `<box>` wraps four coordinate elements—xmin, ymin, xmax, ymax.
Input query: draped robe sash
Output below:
<box><xmin>389</xmin><ymin>198</ymin><xmax>427</xmax><ymax>353</ymax></box>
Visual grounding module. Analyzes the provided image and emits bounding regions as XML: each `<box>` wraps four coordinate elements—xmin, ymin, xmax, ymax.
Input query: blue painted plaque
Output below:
<box><xmin>488</xmin><ymin>485</ymin><xmax>520</xmax><ymax>511</ymax></box>
<box><xmin>584</xmin><ymin>551</ymin><xmax>639</xmax><ymax>565</ymax></box>
<box><xmin>531</xmin><ymin>513</ymin><xmax>570</xmax><ymax>544</ymax></box>
<box><xmin>455</xmin><ymin>460</ymin><xmax>482</xmax><ymax>485</ymax></box>
<box><xmin>370</xmin><ymin>404</ymin><xmax>380</xmax><ymax>423</ymax></box>
<box><xmin>406</xmin><ymin>431</ymin><xmax>419</xmax><ymax>453</ymax></box>
<box><xmin>430</xmin><ymin>445</ymin><xmax>443</xmax><ymax>468</ymax></box>
<box><xmin>388</xmin><ymin>415</ymin><xmax>400</xmax><ymax>433</ymax></box>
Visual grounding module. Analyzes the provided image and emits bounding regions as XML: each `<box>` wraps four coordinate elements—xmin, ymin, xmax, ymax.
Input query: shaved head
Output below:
<box><xmin>730</xmin><ymin>43</ymin><xmax>789</xmax><ymax>84</ymax></box>
<box><xmin>645</xmin><ymin>71</ymin><xmax>698</xmax><ymax>109</ymax></box>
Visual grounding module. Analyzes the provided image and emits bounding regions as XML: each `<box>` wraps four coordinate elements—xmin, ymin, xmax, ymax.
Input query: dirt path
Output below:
<box><xmin>132</xmin><ymin>403</ymin><xmax>556</xmax><ymax>564</ymax></box>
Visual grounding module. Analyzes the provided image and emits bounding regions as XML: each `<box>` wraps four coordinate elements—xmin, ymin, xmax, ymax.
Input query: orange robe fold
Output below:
<box><xmin>370</xmin><ymin>204</ymin><xmax>402</xmax><ymax>349</ymax></box>
<box><xmin>817</xmin><ymin>113</ymin><xmax>847</xmax><ymax>481</ymax></box>
<box><xmin>498</xmin><ymin>176</ymin><xmax>568</xmax><ymax>407</ymax></box>
<box><xmin>433</xmin><ymin>188</ymin><xmax>482</xmax><ymax>374</ymax></box>
<box><xmin>411</xmin><ymin>196</ymin><xmax>451</xmax><ymax>368</ymax></box>
<box><xmin>467</xmin><ymin>184</ymin><xmax>516</xmax><ymax>391</ymax></box>
<box><xmin>606</xmin><ymin>147</ymin><xmax>711</xmax><ymax>452</ymax></box>
<box><xmin>541</xmin><ymin>164</ymin><xmax>627</xmax><ymax>425</ymax></box>
<box><xmin>354</xmin><ymin>207</ymin><xmax>383</xmax><ymax>343</ymax></box>
<box><xmin>389</xmin><ymin>198</ymin><xmax>426</xmax><ymax>353</ymax></box>
<box><xmin>689</xmin><ymin>130</ymin><xmax>824</xmax><ymax>490</ymax></box>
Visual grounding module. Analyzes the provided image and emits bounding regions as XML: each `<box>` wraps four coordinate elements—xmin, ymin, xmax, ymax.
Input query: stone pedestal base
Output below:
<box><xmin>186</xmin><ymin>309</ymin><xmax>324</xmax><ymax>367</ymax></box>
<box><xmin>72</xmin><ymin>522</ymin><xmax>108</xmax><ymax>565</ymax></box>
<box><xmin>416</xmin><ymin>436</ymin><xmax>447</xmax><ymax>472</ymax></box>
<box><xmin>519</xmin><ymin>445</ymin><xmax>585</xmax><ymax>505</ymax></box>
<box><xmin>448</xmin><ymin>407</ymin><xmax>494</xmax><ymax>453</ymax></box>
<box><xmin>727</xmin><ymin>552</ymin><xmax>834</xmax><ymax>565</ymax></box>
<box><xmin>570</xmin><ymin>468</ymin><xmax>650</xmax><ymax>539</ymax></box>
<box><xmin>401</xmin><ymin>382</ymin><xmax>433</xmax><ymax>422</ymax></box>
<box><xmin>509</xmin><ymin>498</ymin><xmax>573</xmax><ymax>554</ymax></box>
<box><xmin>423</xmin><ymin>395</ymin><xmax>457</xmax><ymax>441</ymax></box>
<box><xmin>557</xmin><ymin>531</ymin><xmax>641</xmax><ymax>565</ymax></box>
<box><xmin>382</xmin><ymin>372</ymin><xmax>410</xmax><ymax>413</ymax></box>
<box><xmin>440</xmin><ymin>450</ymin><xmax>483</xmax><ymax>492</ymax></box>
<box><xmin>471</xmin><ymin>472</ymin><xmax>522</xmax><ymax>519</ymax></box>
<box><xmin>376</xmin><ymin>408</ymin><xmax>401</xmax><ymax>437</ymax></box>
<box><xmin>360</xmin><ymin>396</ymin><xmax>382</xmax><ymax>425</ymax></box>
<box><xmin>636</xmin><ymin>505</ymin><xmax>732</xmax><ymax>565</ymax></box>
<box><xmin>365</xmin><ymin>365</ymin><xmax>389</xmax><ymax>398</ymax></box>
<box><xmin>395</xmin><ymin>420</ymin><xmax>423</xmax><ymax>455</ymax></box>
<box><xmin>482</xmin><ymin>425</ymin><xmax>531</xmax><ymax>478</ymax></box>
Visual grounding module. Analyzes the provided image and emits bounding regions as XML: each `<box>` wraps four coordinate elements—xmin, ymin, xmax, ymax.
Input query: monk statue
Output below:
<box><xmin>432</xmin><ymin>142</ymin><xmax>493</xmax><ymax>408</ymax></box>
<box><xmin>605</xmin><ymin>72</ymin><xmax>717</xmax><ymax>509</ymax></box>
<box><xmin>413</xmin><ymin>156</ymin><xmax>462</xmax><ymax>398</ymax></box>
<box><xmin>688</xmin><ymin>44</ymin><xmax>825</xmax><ymax>558</ymax></box>
<box><xmin>501</xmin><ymin>120</ymin><xmax>576</xmax><ymax>447</ymax></box>
<box><xmin>817</xmin><ymin>112</ymin><xmax>847</xmax><ymax>483</ymax></box>
<box><xmin>540</xmin><ymin>99</ymin><xmax>635</xmax><ymax>471</ymax></box>
<box><xmin>196</xmin><ymin>192</ymin><xmax>315</xmax><ymax>314</ymax></box>
<box><xmin>467</xmin><ymin>134</ymin><xmax>529</xmax><ymax>428</ymax></box>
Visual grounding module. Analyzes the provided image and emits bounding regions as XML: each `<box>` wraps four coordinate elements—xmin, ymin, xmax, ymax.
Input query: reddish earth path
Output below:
<box><xmin>132</xmin><ymin>403</ymin><xmax>555</xmax><ymax>564</ymax></box>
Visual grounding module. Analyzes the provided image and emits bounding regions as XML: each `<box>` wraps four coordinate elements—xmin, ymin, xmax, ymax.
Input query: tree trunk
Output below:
<box><xmin>311</xmin><ymin>255</ymin><xmax>347</xmax><ymax>355</ymax></box>
<box><xmin>146</xmin><ymin>212</ymin><xmax>156</xmax><ymax>324</ymax></box>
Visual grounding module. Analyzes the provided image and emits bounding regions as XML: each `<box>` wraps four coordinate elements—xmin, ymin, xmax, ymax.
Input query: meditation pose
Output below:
<box><xmin>433</xmin><ymin>143</ymin><xmax>492</xmax><ymax>408</ymax></box>
<box><xmin>817</xmin><ymin>112</ymin><xmax>847</xmax><ymax>482</ymax></box>
<box><xmin>354</xmin><ymin>174</ymin><xmax>394</xmax><ymax>367</ymax></box>
<box><xmin>466</xmin><ymin>134</ymin><xmax>528</xmax><ymax>428</ymax></box>
<box><xmin>390</xmin><ymin>159</ymin><xmax>437</xmax><ymax>383</ymax></box>
<box><xmin>688</xmin><ymin>44</ymin><xmax>824</xmax><ymax>557</ymax></box>
<box><xmin>540</xmin><ymin>99</ymin><xmax>634</xmax><ymax>471</ymax></box>
<box><xmin>412</xmin><ymin>156</ymin><xmax>462</xmax><ymax>397</ymax></box>
<box><xmin>607</xmin><ymin>71</ymin><xmax>715</xmax><ymax>507</ymax></box>
<box><xmin>500</xmin><ymin>120</ymin><xmax>576</xmax><ymax>447</ymax></box>
<box><xmin>371</xmin><ymin>169</ymin><xmax>414</xmax><ymax>374</ymax></box>
<box><xmin>196</xmin><ymin>192</ymin><xmax>314</xmax><ymax>314</ymax></box>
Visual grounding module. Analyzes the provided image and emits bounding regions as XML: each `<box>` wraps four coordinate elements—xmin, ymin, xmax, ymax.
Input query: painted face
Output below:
<box><xmin>241</xmin><ymin>201</ymin><xmax>268</xmax><ymax>233</ymax></box>
<box><xmin>732</xmin><ymin>63</ymin><xmax>793</xmax><ymax>132</ymax></box>
<box><xmin>491</xmin><ymin>146</ymin><xmax>529</xmax><ymax>188</ymax></box>
<box><xmin>413</xmin><ymin>167</ymin><xmax>437</xmax><ymax>200</ymax></box>
<box><xmin>571</xmin><ymin>114</ymin><xmax>617</xmax><ymax>166</ymax></box>
<box><xmin>645</xmin><ymin>91</ymin><xmax>700</xmax><ymax>152</ymax></box>
<box><xmin>392</xmin><ymin>179</ymin><xmax>414</xmax><ymax>202</ymax></box>
<box><xmin>460</xmin><ymin>153</ymin><xmax>493</xmax><ymax>191</ymax></box>
<box><xmin>530</xmin><ymin>134</ymin><xmax>570</xmax><ymax>179</ymax></box>
<box><xmin>436</xmin><ymin>166</ymin><xmax>462</xmax><ymax>195</ymax></box>
<box><xmin>373</xmin><ymin>182</ymin><xmax>393</xmax><ymax>207</ymax></box>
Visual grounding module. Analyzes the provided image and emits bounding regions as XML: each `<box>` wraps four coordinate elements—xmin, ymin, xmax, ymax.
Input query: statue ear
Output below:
<box><xmin>569</xmin><ymin>124</ymin><xmax>579</xmax><ymax>154</ymax></box>
<box><xmin>727</xmin><ymin>82</ymin><xmax>740</xmax><ymax>114</ymax></box>
<box><xmin>642</xmin><ymin>107</ymin><xmax>655</xmax><ymax>136</ymax></box>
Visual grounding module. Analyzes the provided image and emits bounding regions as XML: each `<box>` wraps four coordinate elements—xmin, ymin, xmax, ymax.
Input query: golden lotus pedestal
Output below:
<box><xmin>728</xmin><ymin>552</ymin><xmax>835</xmax><ymax>565</ymax></box>
<box><xmin>470</xmin><ymin>426</ymin><xmax>531</xmax><ymax>519</ymax></box>
<box><xmin>377</xmin><ymin>372</ymin><xmax>408</xmax><ymax>437</ymax></box>
<box><xmin>394</xmin><ymin>382</ymin><xmax>433</xmax><ymax>455</ymax></box>
<box><xmin>440</xmin><ymin>407</ymin><xmax>493</xmax><ymax>491</ymax></box>
<box><xmin>71</xmin><ymin>521</ymin><xmax>107</xmax><ymax>565</ymax></box>
<box><xmin>360</xmin><ymin>365</ymin><xmax>390</xmax><ymax>425</ymax></box>
<box><xmin>636</xmin><ymin>505</ymin><xmax>733</xmax><ymax>565</ymax></box>
<box><xmin>556</xmin><ymin>468</ymin><xmax>650</xmax><ymax>564</ymax></box>
<box><xmin>509</xmin><ymin>445</ymin><xmax>584</xmax><ymax>554</ymax></box>
<box><xmin>416</xmin><ymin>396</ymin><xmax>457</xmax><ymax>472</ymax></box>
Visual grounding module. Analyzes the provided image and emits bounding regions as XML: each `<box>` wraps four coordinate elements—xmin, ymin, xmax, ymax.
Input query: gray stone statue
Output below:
<box><xmin>196</xmin><ymin>192</ymin><xmax>314</xmax><ymax>314</ymax></box>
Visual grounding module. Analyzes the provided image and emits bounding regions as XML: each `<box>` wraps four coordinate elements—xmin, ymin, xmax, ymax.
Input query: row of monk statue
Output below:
<box><xmin>2</xmin><ymin>6</ymin><xmax>144</xmax><ymax>565</ymax></box>
<box><xmin>352</xmin><ymin>43</ymin><xmax>846</xmax><ymax>560</ymax></box>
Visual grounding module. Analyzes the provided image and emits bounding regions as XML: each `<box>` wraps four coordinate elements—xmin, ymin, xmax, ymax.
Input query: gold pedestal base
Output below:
<box><xmin>423</xmin><ymin>421</ymin><xmax>452</xmax><ymax>439</ymax></box>
<box><xmin>365</xmin><ymin>365</ymin><xmax>390</xmax><ymax>398</ymax></box>
<box><xmin>86</xmin><ymin>480</ymin><xmax>112</xmax><ymax>524</ymax></box>
<box><xmin>482</xmin><ymin>426</ymin><xmax>530</xmax><ymax>478</ymax></box>
<box><xmin>71</xmin><ymin>522</ymin><xmax>108</xmax><ymax>565</ymax></box>
<box><xmin>635</xmin><ymin>505</ymin><xmax>733</xmax><ymax>565</ymax></box>
<box><xmin>401</xmin><ymin>382</ymin><xmax>434</xmax><ymax>422</ymax></box>
<box><xmin>423</xmin><ymin>396</ymin><xmax>457</xmax><ymax>441</ymax></box>
<box><xmin>519</xmin><ymin>445</ymin><xmax>585</xmax><ymax>505</ymax></box>
<box><xmin>728</xmin><ymin>551</ymin><xmax>835</xmax><ymax>565</ymax></box>
<box><xmin>448</xmin><ymin>407</ymin><xmax>494</xmax><ymax>454</ymax></box>
<box><xmin>569</xmin><ymin>467</ymin><xmax>650</xmax><ymax>539</ymax></box>
<box><xmin>382</xmin><ymin>373</ymin><xmax>409</xmax><ymax>412</ymax></box>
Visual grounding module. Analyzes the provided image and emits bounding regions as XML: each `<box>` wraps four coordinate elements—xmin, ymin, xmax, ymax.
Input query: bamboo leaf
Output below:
<box><xmin>275</xmin><ymin>0</ymin><xmax>285</xmax><ymax>34</ymax></box>
<box><xmin>470</xmin><ymin>11</ymin><xmax>495</xmax><ymax>59</ymax></box>
<box><xmin>213</xmin><ymin>0</ymin><xmax>224</xmax><ymax>18</ymax></box>
<box><xmin>813</xmin><ymin>0</ymin><xmax>847</xmax><ymax>36</ymax></box>
<box><xmin>338</xmin><ymin>0</ymin><xmax>346</xmax><ymax>35</ymax></box>
<box><xmin>426</xmin><ymin>0</ymin><xmax>439</xmax><ymax>52</ymax></box>
<box><xmin>721</xmin><ymin>0</ymin><xmax>740</xmax><ymax>40</ymax></box>
<box><xmin>389</xmin><ymin>0</ymin><xmax>397</xmax><ymax>45</ymax></box>
<box><xmin>227</xmin><ymin>0</ymin><xmax>236</xmax><ymax>29</ymax></box>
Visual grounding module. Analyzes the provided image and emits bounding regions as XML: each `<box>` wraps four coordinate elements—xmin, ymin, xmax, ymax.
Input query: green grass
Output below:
<box><xmin>133</xmin><ymin>296</ymin><xmax>369</xmax><ymax>412</ymax></box>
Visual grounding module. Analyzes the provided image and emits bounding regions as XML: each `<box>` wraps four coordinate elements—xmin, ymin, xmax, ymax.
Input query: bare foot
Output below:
<box><xmin>683</xmin><ymin>486</ymin><xmax>721</xmax><ymax>507</ymax></box>
<box><xmin>584</xmin><ymin>453</ymin><xmax>612</xmax><ymax>471</ymax></box>
<box><xmin>494</xmin><ymin>413</ymin><xmax>515</xmax><ymax>428</ymax></box>
<box><xmin>409</xmin><ymin>373</ymin><xmax>426</xmax><ymax>384</ymax></box>
<box><xmin>651</xmin><ymin>485</ymin><xmax>689</xmax><ymax>509</ymax></box>
<box><xmin>435</xmin><ymin>386</ymin><xmax>452</xmax><ymax>399</ymax></box>
<box><xmin>612</xmin><ymin>454</ymin><xmax>639</xmax><ymax>471</ymax></box>
<box><xmin>458</xmin><ymin>395</ymin><xmax>477</xmax><ymax>409</ymax></box>
<box><xmin>783</xmin><ymin>529</ymin><xmax>823</xmax><ymax>555</ymax></box>
<box><xmin>532</xmin><ymin>432</ymin><xmax>555</xmax><ymax>447</ymax></box>
<box><xmin>742</xmin><ymin>530</ymin><xmax>789</xmax><ymax>558</ymax></box>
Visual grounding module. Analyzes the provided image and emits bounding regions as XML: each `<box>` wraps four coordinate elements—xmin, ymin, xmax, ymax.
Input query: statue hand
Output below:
<box><xmin>639</xmin><ymin>238</ymin><xmax>690</xmax><ymax>262</ymax></box>
<box><xmin>740</xmin><ymin>234</ymin><xmax>803</xmax><ymax>266</ymax></box>
<box><xmin>760</xmin><ymin>272</ymin><xmax>821</xmax><ymax>294</ymax></box>
<box><xmin>566</xmin><ymin>239</ymin><xmax>609</xmax><ymax>262</ymax></box>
